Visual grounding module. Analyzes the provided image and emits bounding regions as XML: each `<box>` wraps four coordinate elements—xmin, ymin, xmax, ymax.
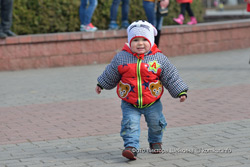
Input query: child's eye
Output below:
<box><xmin>133</xmin><ymin>39</ymin><xmax>138</xmax><ymax>42</ymax></box>
<box><xmin>143</xmin><ymin>38</ymin><xmax>147</xmax><ymax>41</ymax></box>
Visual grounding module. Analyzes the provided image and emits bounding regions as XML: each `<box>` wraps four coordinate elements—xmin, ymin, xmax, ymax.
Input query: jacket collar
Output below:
<box><xmin>122</xmin><ymin>43</ymin><xmax>162</xmax><ymax>60</ymax></box>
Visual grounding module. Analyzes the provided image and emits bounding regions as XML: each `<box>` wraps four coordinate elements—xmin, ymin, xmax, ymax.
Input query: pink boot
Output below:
<box><xmin>187</xmin><ymin>17</ymin><xmax>197</xmax><ymax>25</ymax></box>
<box><xmin>173</xmin><ymin>14</ymin><xmax>184</xmax><ymax>25</ymax></box>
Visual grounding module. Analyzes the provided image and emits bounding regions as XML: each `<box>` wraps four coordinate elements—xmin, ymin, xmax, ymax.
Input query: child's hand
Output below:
<box><xmin>95</xmin><ymin>86</ymin><xmax>102</xmax><ymax>94</ymax></box>
<box><xmin>180</xmin><ymin>95</ymin><xmax>186</xmax><ymax>102</ymax></box>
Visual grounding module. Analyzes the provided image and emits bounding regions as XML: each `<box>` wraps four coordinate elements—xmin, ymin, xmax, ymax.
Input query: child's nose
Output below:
<box><xmin>138</xmin><ymin>40</ymin><xmax>143</xmax><ymax>44</ymax></box>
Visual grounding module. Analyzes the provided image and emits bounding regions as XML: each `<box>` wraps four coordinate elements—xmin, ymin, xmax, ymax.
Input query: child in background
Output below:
<box><xmin>96</xmin><ymin>20</ymin><xmax>188</xmax><ymax>160</ymax></box>
<box><xmin>173</xmin><ymin>0</ymin><xmax>197</xmax><ymax>25</ymax></box>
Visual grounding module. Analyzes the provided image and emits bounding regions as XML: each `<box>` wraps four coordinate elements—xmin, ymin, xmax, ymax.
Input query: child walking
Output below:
<box><xmin>173</xmin><ymin>0</ymin><xmax>197</xmax><ymax>25</ymax></box>
<box><xmin>96</xmin><ymin>20</ymin><xmax>188</xmax><ymax>160</ymax></box>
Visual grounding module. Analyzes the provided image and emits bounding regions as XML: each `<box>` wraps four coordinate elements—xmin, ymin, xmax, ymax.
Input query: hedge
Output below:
<box><xmin>12</xmin><ymin>0</ymin><xmax>204</xmax><ymax>35</ymax></box>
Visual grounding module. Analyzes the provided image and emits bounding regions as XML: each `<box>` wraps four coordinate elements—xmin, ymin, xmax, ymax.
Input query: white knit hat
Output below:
<box><xmin>127</xmin><ymin>20</ymin><xmax>157</xmax><ymax>49</ymax></box>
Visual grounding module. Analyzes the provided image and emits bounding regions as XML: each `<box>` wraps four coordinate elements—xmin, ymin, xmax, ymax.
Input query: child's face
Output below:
<box><xmin>130</xmin><ymin>37</ymin><xmax>151</xmax><ymax>54</ymax></box>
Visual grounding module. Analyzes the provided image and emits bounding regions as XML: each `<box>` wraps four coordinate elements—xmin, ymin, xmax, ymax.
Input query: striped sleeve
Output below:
<box><xmin>159</xmin><ymin>55</ymin><xmax>188</xmax><ymax>98</ymax></box>
<box><xmin>97</xmin><ymin>54</ymin><xmax>121</xmax><ymax>90</ymax></box>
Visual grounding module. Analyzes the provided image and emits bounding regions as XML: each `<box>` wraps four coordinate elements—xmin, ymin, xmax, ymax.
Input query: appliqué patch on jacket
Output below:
<box><xmin>148</xmin><ymin>60</ymin><xmax>161</xmax><ymax>73</ymax></box>
<box><xmin>118</xmin><ymin>81</ymin><xmax>131</xmax><ymax>98</ymax></box>
<box><xmin>149</xmin><ymin>80</ymin><xmax>162</xmax><ymax>97</ymax></box>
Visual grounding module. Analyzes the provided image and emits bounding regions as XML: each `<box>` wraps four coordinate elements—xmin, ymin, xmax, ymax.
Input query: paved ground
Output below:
<box><xmin>206</xmin><ymin>9</ymin><xmax>250</xmax><ymax>16</ymax></box>
<box><xmin>0</xmin><ymin>48</ymin><xmax>250</xmax><ymax>167</ymax></box>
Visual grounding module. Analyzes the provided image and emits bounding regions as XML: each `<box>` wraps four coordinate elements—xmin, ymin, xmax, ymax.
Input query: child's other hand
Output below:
<box><xmin>180</xmin><ymin>95</ymin><xmax>186</xmax><ymax>102</ymax></box>
<box><xmin>95</xmin><ymin>86</ymin><xmax>102</xmax><ymax>94</ymax></box>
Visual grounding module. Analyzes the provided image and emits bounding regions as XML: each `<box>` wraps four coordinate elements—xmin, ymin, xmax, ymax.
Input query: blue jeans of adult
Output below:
<box><xmin>120</xmin><ymin>100</ymin><xmax>167</xmax><ymax>150</ymax></box>
<box><xmin>79</xmin><ymin>0</ymin><xmax>98</xmax><ymax>25</ymax></box>
<box><xmin>143</xmin><ymin>0</ymin><xmax>163</xmax><ymax>31</ymax></box>
<box><xmin>110</xmin><ymin>0</ymin><xmax>129</xmax><ymax>22</ymax></box>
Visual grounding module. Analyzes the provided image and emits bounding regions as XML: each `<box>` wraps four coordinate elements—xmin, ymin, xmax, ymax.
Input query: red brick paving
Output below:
<box><xmin>0</xmin><ymin>84</ymin><xmax>250</xmax><ymax>145</ymax></box>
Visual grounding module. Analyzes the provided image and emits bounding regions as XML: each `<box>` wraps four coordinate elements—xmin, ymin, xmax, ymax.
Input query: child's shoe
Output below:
<box><xmin>80</xmin><ymin>23</ymin><xmax>98</xmax><ymax>32</ymax></box>
<box><xmin>108</xmin><ymin>21</ymin><xmax>119</xmax><ymax>30</ymax></box>
<box><xmin>187</xmin><ymin>16</ymin><xmax>197</xmax><ymax>25</ymax></box>
<box><xmin>173</xmin><ymin>14</ymin><xmax>184</xmax><ymax>25</ymax></box>
<box><xmin>121</xmin><ymin>20</ymin><xmax>130</xmax><ymax>29</ymax></box>
<box><xmin>150</xmin><ymin>143</ymin><xmax>162</xmax><ymax>154</ymax></box>
<box><xmin>122</xmin><ymin>147</ymin><xmax>137</xmax><ymax>160</ymax></box>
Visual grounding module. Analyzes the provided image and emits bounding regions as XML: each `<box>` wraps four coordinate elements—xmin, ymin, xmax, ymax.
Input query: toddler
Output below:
<box><xmin>96</xmin><ymin>20</ymin><xmax>188</xmax><ymax>160</ymax></box>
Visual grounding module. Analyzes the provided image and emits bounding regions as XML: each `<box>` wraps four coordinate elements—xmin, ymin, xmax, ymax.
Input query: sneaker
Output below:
<box><xmin>121</xmin><ymin>20</ymin><xmax>129</xmax><ymax>29</ymax></box>
<box><xmin>108</xmin><ymin>21</ymin><xmax>119</xmax><ymax>30</ymax></box>
<box><xmin>150</xmin><ymin>143</ymin><xmax>162</xmax><ymax>154</ymax></box>
<box><xmin>122</xmin><ymin>147</ymin><xmax>137</xmax><ymax>160</ymax></box>
<box><xmin>80</xmin><ymin>23</ymin><xmax>97</xmax><ymax>32</ymax></box>
<box><xmin>88</xmin><ymin>23</ymin><xmax>98</xmax><ymax>31</ymax></box>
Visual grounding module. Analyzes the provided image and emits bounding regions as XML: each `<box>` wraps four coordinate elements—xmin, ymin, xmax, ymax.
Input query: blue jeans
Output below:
<box><xmin>110</xmin><ymin>0</ymin><xmax>129</xmax><ymax>22</ymax></box>
<box><xmin>79</xmin><ymin>0</ymin><xmax>98</xmax><ymax>25</ymax></box>
<box><xmin>143</xmin><ymin>1</ymin><xmax>164</xmax><ymax>30</ymax></box>
<box><xmin>120</xmin><ymin>100</ymin><xmax>167</xmax><ymax>150</ymax></box>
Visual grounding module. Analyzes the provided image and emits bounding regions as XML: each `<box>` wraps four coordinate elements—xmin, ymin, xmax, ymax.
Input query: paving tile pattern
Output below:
<box><xmin>0</xmin><ymin>48</ymin><xmax>250</xmax><ymax>166</ymax></box>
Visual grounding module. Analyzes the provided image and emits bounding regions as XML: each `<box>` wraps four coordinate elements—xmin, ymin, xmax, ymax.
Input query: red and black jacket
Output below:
<box><xmin>97</xmin><ymin>43</ymin><xmax>188</xmax><ymax>108</ymax></box>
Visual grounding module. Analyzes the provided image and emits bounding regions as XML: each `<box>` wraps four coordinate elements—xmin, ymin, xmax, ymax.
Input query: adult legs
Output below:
<box><xmin>121</xmin><ymin>0</ymin><xmax>130</xmax><ymax>28</ymax></box>
<box><xmin>0</xmin><ymin>0</ymin><xmax>15</xmax><ymax>37</ymax></box>
<box><xmin>0</xmin><ymin>0</ymin><xmax>13</xmax><ymax>31</ymax></box>
<box><xmin>79</xmin><ymin>0</ymin><xmax>97</xmax><ymax>25</ymax></box>
<box><xmin>155</xmin><ymin>14</ymin><xmax>164</xmax><ymax>46</ymax></box>
<box><xmin>144</xmin><ymin>1</ymin><xmax>164</xmax><ymax>45</ymax></box>
<box><xmin>143</xmin><ymin>1</ymin><xmax>156</xmax><ymax>27</ymax></box>
<box><xmin>110</xmin><ymin>0</ymin><xmax>121</xmax><ymax>22</ymax></box>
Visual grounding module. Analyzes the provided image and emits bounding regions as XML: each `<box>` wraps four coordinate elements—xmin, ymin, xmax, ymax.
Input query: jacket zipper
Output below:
<box><xmin>136</xmin><ymin>59</ymin><xmax>143</xmax><ymax>108</ymax></box>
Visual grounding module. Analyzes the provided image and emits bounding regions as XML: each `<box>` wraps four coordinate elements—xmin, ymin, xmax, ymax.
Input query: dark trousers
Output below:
<box><xmin>180</xmin><ymin>3</ymin><xmax>194</xmax><ymax>17</ymax></box>
<box><xmin>0</xmin><ymin>0</ymin><xmax>14</xmax><ymax>31</ymax></box>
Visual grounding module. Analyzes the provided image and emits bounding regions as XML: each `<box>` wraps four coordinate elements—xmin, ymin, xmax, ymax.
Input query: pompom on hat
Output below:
<box><xmin>127</xmin><ymin>20</ymin><xmax>158</xmax><ymax>49</ymax></box>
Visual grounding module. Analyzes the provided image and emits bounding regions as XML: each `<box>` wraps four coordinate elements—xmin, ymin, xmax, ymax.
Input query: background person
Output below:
<box><xmin>173</xmin><ymin>0</ymin><xmax>197</xmax><ymax>25</ymax></box>
<box><xmin>143</xmin><ymin>0</ymin><xmax>169</xmax><ymax>46</ymax></box>
<box><xmin>0</xmin><ymin>0</ymin><xmax>16</xmax><ymax>38</ymax></box>
<box><xmin>245</xmin><ymin>0</ymin><xmax>250</xmax><ymax>12</ymax></box>
<box><xmin>109</xmin><ymin>0</ymin><xmax>130</xmax><ymax>30</ymax></box>
<box><xmin>79</xmin><ymin>0</ymin><xmax>98</xmax><ymax>32</ymax></box>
